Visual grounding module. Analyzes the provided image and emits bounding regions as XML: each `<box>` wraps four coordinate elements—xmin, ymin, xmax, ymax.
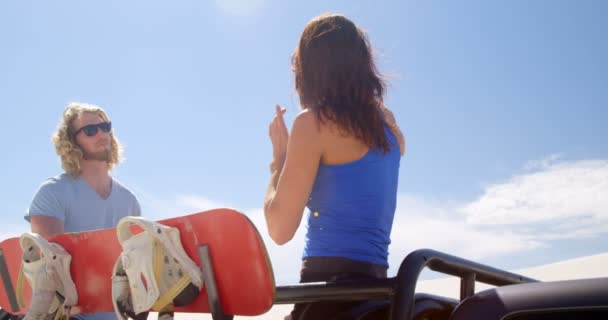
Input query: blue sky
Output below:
<box><xmin>1</xmin><ymin>1</ymin><xmax>607</xmax><ymax>284</ymax></box>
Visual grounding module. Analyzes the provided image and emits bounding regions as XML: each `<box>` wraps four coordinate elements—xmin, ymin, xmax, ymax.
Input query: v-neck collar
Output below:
<box><xmin>76</xmin><ymin>175</ymin><xmax>113</xmax><ymax>200</ymax></box>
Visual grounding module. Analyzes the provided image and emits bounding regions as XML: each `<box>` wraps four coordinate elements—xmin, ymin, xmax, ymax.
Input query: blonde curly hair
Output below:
<box><xmin>52</xmin><ymin>102</ymin><xmax>123</xmax><ymax>176</ymax></box>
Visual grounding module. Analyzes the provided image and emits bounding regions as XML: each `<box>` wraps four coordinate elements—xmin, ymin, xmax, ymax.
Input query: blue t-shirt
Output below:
<box><xmin>26</xmin><ymin>174</ymin><xmax>141</xmax><ymax>232</ymax></box>
<box><xmin>304</xmin><ymin>126</ymin><xmax>401</xmax><ymax>267</ymax></box>
<box><xmin>25</xmin><ymin>173</ymin><xmax>141</xmax><ymax>320</ymax></box>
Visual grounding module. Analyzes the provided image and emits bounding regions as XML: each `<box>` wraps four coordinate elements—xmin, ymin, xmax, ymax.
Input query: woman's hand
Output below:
<box><xmin>269</xmin><ymin>104</ymin><xmax>289</xmax><ymax>171</ymax></box>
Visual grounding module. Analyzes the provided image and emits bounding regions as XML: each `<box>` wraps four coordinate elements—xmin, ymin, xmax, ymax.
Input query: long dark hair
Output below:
<box><xmin>292</xmin><ymin>14</ymin><xmax>390</xmax><ymax>152</ymax></box>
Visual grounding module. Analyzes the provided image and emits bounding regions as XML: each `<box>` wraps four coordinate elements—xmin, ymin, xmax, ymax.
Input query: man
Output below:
<box><xmin>24</xmin><ymin>102</ymin><xmax>141</xmax><ymax>320</ymax></box>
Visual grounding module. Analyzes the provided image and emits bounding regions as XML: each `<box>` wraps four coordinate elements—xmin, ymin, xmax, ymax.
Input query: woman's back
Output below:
<box><xmin>318</xmin><ymin>121</ymin><xmax>371</xmax><ymax>165</ymax></box>
<box><xmin>306</xmin><ymin>120</ymin><xmax>402</xmax><ymax>266</ymax></box>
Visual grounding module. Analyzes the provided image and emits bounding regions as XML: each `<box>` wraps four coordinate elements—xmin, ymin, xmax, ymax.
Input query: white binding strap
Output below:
<box><xmin>119</xmin><ymin>231</ymin><xmax>160</xmax><ymax>314</ymax></box>
<box><xmin>19</xmin><ymin>233</ymin><xmax>78</xmax><ymax>313</ymax></box>
<box><xmin>116</xmin><ymin>216</ymin><xmax>203</xmax><ymax>314</ymax></box>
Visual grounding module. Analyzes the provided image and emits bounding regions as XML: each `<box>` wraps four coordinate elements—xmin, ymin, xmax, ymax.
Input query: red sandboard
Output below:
<box><xmin>0</xmin><ymin>208</ymin><xmax>275</xmax><ymax>316</ymax></box>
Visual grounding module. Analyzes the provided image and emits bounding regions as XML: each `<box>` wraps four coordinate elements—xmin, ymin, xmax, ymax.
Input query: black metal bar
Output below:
<box><xmin>198</xmin><ymin>245</ymin><xmax>233</xmax><ymax>320</ymax></box>
<box><xmin>391</xmin><ymin>249</ymin><xmax>539</xmax><ymax>320</ymax></box>
<box><xmin>0</xmin><ymin>248</ymin><xmax>19</xmax><ymax>313</ymax></box>
<box><xmin>275</xmin><ymin>278</ymin><xmax>394</xmax><ymax>304</ymax></box>
<box><xmin>425</xmin><ymin>253</ymin><xmax>537</xmax><ymax>286</ymax></box>
<box><xmin>460</xmin><ymin>273</ymin><xmax>475</xmax><ymax>300</ymax></box>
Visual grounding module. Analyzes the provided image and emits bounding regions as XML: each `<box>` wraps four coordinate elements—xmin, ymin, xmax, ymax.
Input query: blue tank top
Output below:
<box><xmin>303</xmin><ymin>126</ymin><xmax>401</xmax><ymax>267</ymax></box>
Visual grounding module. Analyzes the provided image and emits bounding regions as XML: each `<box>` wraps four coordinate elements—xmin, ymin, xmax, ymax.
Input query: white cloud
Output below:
<box><xmin>387</xmin><ymin>195</ymin><xmax>543</xmax><ymax>270</ymax></box>
<box><xmin>524</xmin><ymin>153</ymin><xmax>564</xmax><ymax>170</ymax></box>
<box><xmin>461</xmin><ymin>160</ymin><xmax>608</xmax><ymax>238</ymax></box>
<box><xmin>133</xmin><ymin>189</ymin><xmax>234</xmax><ymax>221</ymax></box>
<box><xmin>389</xmin><ymin>159</ymin><xmax>608</xmax><ymax>269</ymax></box>
<box><xmin>175</xmin><ymin>195</ymin><xmax>229</xmax><ymax>212</ymax></box>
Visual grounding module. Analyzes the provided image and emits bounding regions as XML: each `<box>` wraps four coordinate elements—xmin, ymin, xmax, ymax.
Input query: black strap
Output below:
<box><xmin>0</xmin><ymin>249</ymin><xmax>19</xmax><ymax>313</ymax></box>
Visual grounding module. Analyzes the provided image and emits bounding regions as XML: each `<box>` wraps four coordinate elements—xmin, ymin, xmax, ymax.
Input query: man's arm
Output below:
<box><xmin>30</xmin><ymin>215</ymin><xmax>64</xmax><ymax>237</ymax></box>
<box><xmin>27</xmin><ymin>179</ymin><xmax>66</xmax><ymax>237</ymax></box>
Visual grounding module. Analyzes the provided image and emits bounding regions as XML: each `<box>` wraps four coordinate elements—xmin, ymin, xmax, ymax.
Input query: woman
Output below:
<box><xmin>265</xmin><ymin>13</ymin><xmax>405</xmax><ymax>319</ymax></box>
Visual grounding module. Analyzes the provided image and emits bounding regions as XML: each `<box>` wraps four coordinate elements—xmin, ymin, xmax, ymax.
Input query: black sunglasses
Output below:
<box><xmin>73</xmin><ymin>122</ymin><xmax>112</xmax><ymax>137</ymax></box>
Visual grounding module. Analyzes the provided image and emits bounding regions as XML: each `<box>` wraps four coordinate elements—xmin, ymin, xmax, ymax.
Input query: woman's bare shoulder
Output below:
<box><xmin>292</xmin><ymin>108</ymin><xmax>322</xmax><ymax>134</ymax></box>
